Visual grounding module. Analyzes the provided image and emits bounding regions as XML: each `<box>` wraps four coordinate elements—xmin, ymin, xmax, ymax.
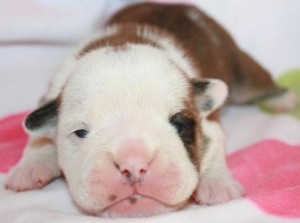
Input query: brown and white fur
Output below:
<box><xmin>5</xmin><ymin>2</ymin><xmax>298</xmax><ymax>218</ymax></box>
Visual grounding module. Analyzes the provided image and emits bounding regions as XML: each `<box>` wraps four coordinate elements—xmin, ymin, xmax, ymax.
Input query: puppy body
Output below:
<box><xmin>6</xmin><ymin>3</ymin><xmax>297</xmax><ymax>218</ymax></box>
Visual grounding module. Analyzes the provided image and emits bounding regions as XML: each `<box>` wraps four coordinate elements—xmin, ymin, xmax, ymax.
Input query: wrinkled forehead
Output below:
<box><xmin>62</xmin><ymin>45</ymin><xmax>191</xmax><ymax>117</ymax></box>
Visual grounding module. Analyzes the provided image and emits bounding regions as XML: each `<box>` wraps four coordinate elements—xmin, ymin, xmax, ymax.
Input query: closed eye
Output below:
<box><xmin>73</xmin><ymin>129</ymin><xmax>89</xmax><ymax>138</ymax></box>
<box><xmin>169</xmin><ymin>112</ymin><xmax>196</xmax><ymax>145</ymax></box>
<box><xmin>170</xmin><ymin>117</ymin><xmax>187</xmax><ymax>134</ymax></box>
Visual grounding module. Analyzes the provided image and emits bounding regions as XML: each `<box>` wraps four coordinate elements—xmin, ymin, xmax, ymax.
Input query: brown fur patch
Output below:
<box><xmin>78</xmin><ymin>25</ymin><xmax>158</xmax><ymax>58</ymax></box>
<box><xmin>128</xmin><ymin>197</ymin><xmax>137</xmax><ymax>204</ymax></box>
<box><xmin>207</xmin><ymin>109</ymin><xmax>221</xmax><ymax>122</ymax></box>
<box><xmin>30</xmin><ymin>137</ymin><xmax>54</xmax><ymax>148</ymax></box>
<box><xmin>107</xmin><ymin>2</ymin><xmax>281</xmax><ymax>104</ymax></box>
<box><xmin>176</xmin><ymin>99</ymin><xmax>202</xmax><ymax>170</ymax></box>
<box><xmin>108</xmin><ymin>194</ymin><xmax>117</xmax><ymax>202</ymax></box>
<box><xmin>107</xmin><ymin>3</ymin><xmax>236</xmax><ymax>85</ymax></box>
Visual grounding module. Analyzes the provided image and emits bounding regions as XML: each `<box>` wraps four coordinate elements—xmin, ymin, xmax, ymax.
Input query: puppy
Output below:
<box><xmin>5</xmin><ymin>2</ymin><xmax>298</xmax><ymax>218</ymax></box>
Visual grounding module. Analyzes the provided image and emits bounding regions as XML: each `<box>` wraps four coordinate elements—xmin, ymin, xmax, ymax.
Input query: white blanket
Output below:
<box><xmin>0</xmin><ymin>0</ymin><xmax>300</xmax><ymax>222</ymax></box>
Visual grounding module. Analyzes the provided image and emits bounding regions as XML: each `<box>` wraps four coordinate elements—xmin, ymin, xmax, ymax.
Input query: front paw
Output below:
<box><xmin>193</xmin><ymin>172</ymin><xmax>244</xmax><ymax>205</ymax></box>
<box><xmin>5</xmin><ymin>159</ymin><xmax>61</xmax><ymax>192</ymax></box>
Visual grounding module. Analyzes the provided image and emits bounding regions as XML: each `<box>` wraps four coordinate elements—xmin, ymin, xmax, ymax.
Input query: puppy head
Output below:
<box><xmin>25</xmin><ymin>44</ymin><xmax>227</xmax><ymax>217</ymax></box>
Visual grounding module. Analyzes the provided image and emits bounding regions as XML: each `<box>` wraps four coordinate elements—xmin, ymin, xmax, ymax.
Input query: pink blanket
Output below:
<box><xmin>1</xmin><ymin>112</ymin><xmax>300</xmax><ymax>222</ymax></box>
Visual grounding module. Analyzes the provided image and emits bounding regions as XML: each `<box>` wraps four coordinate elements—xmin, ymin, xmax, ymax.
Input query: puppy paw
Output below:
<box><xmin>263</xmin><ymin>90</ymin><xmax>299</xmax><ymax>113</ymax></box>
<box><xmin>5</xmin><ymin>158</ymin><xmax>61</xmax><ymax>192</ymax></box>
<box><xmin>193</xmin><ymin>172</ymin><xmax>244</xmax><ymax>205</ymax></box>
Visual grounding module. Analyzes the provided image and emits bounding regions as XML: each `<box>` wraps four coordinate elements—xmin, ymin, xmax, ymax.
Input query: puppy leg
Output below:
<box><xmin>5</xmin><ymin>135</ymin><xmax>61</xmax><ymax>191</ymax></box>
<box><xmin>261</xmin><ymin>90</ymin><xmax>299</xmax><ymax>113</ymax></box>
<box><xmin>193</xmin><ymin>111</ymin><xmax>244</xmax><ymax>205</ymax></box>
<box><xmin>230</xmin><ymin>51</ymin><xmax>298</xmax><ymax>112</ymax></box>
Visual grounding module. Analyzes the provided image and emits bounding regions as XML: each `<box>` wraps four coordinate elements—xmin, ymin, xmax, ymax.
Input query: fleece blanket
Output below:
<box><xmin>1</xmin><ymin>0</ymin><xmax>300</xmax><ymax>223</ymax></box>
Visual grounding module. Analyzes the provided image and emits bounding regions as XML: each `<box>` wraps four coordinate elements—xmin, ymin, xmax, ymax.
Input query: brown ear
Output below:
<box><xmin>25</xmin><ymin>99</ymin><xmax>59</xmax><ymax>135</ymax></box>
<box><xmin>192</xmin><ymin>79</ymin><xmax>228</xmax><ymax>116</ymax></box>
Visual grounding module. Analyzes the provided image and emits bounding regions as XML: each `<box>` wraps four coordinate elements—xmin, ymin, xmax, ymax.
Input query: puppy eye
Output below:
<box><xmin>170</xmin><ymin>119</ymin><xmax>186</xmax><ymax>133</ymax></box>
<box><xmin>169</xmin><ymin>112</ymin><xmax>196</xmax><ymax>143</ymax></box>
<box><xmin>73</xmin><ymin>129</ymin><xmax>88</xmax><ymax>138</ymax></box>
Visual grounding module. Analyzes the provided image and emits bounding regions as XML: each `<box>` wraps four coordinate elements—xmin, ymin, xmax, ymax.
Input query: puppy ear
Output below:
<box><xmin>24</xmin><ymin>99</ymin><xmax>59</xmax><ymax>136</ymax></box>
<box><xmin>192</xmin><ymin>79</ymin><xmax>228</xmax><ymax>116</ymax></box>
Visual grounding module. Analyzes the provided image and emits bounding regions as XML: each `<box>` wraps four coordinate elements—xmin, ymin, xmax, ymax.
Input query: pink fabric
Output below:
<box><xmin>0</xmin><ymin>112</ymin><xmax>28</xmax><ymax>173</ymax></box>
<box><xmin>228</xmin><ymin>139</ymin><xmax>300</xmax><ymax>218</ymax></box>
<box><xmin>0</xmin><ymin>112</ymin><xmax>300</xmax><ymax>218</ymax></box>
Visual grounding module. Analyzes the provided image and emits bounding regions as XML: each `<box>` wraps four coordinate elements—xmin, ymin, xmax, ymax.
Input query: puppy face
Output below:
<box><xmin>60</xmin><ymin>45</ymin><xmax>200</xmax><ymax>217</ymax></box>
<box><xmin>25</xmin><ymin>44</ymin><xmax>227</xmax><ymax>217</ymax></box>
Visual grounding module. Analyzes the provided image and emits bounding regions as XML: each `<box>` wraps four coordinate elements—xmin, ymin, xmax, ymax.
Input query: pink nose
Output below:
<box><xmin>114</xmin><ymin>139</ymin><xmax>151</xmax><ymax>183</ymax></box>
<box><xmin>118</xmin><ymin>158</ymin><xmax>148</xmax><ymax>183</ymax></box>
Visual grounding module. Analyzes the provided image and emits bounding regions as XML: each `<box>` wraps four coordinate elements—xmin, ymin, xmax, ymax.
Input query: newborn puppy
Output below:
<box><xmin>5</xmin><ymin>2</ymin><xmax>298</xmax><ymax>218</ymax></box>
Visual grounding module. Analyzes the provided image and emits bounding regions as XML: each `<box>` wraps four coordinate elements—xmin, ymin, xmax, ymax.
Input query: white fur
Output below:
<box><xmin>191</xmin><ymin>79</ymin><xmax>243</xmax><ymax>205</ymax></box>
<box><xmin>43</xmin><ymin>26</ymin><xmax>121</xmax><ymax>102</ymax></box>
<box><xmin>195</xmin><ymin>78</ymin><xmax>228</xmax><ymax>117</ymax></box>
<box><xmin>200</xmin><ymin>120</ymin><xmax>226</xmax><ymax>175</ymax></box>
<box><xmin>136</xmin><ymin>26</ymin><xmax>200</xmax><ymax>79</ymax></box>
<box><xmin>186</xmin><ymin>7</ymin><xmax>221</xmax><ymax>46</ymax></box>
<box><xmin>5</xmin><ymin>138</ymin><xmax>61</xmax><ymax>191</ymax></box>
<box><xmin>6</xmin><ymin>42</ymin><xmax>199</xmax><ymax>217</ymax></box>
<box><xmin>5</xmin><ymin>23</ymin><xmax>238</xmax><ymax>217</ymax></box>
<box><xmin>206</xmin><ymin>79</ymin><xmax>229</xmax><ymax>111</ymax></box>
<box><xmin>53</xmin><ymin>44</ymin><xmax>198</xmax><ymax>216</ymax></box>
<box><xmin>43</xmin><ymin>24</ymin><xmax>201</xmax><ymax>103</ymax></box>
<box><xmin>193</xmin><ymin>119</ymin><xmax>244</xmax><ymax>205</ymax></box>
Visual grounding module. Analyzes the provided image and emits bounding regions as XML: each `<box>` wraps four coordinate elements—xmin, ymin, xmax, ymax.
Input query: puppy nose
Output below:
<box><xmin>114</xmin><ymin>139</ymin><xmax>151</xmax><ymax>183</ymax></box>
<box><xmin>119</xmin><ymin>159</ymin><xmax>148</xmax><ymax>183</ymax></box>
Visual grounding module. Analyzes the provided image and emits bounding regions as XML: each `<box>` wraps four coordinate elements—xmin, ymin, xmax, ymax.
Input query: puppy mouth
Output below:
<box><xmin>99</xmin><ymin>193</ymin><xmax>178</xmax><ymax>217</ymax></box>
<box><xmin>102</xmin><ymin>193</ymin><xmax>166</xmax><ymax>210</ymax></box>
<box><xmin>124</xmin><ymin>194</ymin><xmax>143</xmax><ymax>204</ymax></box>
